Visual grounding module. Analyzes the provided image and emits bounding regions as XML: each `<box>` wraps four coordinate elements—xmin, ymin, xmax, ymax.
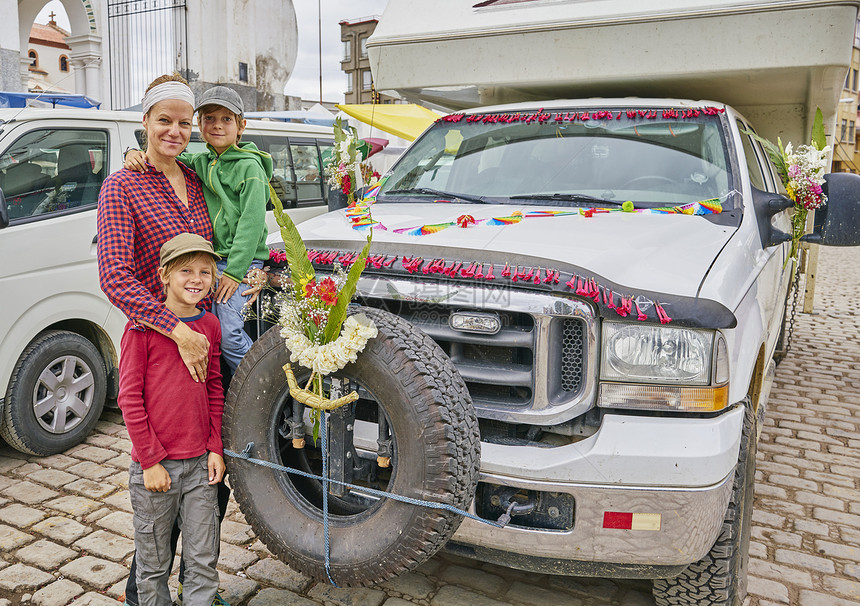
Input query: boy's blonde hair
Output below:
<box><xmin>160</xmin><ymin>251</ymin><xmax>218</xmax><ymax>296</ymax></box>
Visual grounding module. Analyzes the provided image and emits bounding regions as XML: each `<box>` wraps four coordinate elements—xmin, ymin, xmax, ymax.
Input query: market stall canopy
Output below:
<box><xmin>0</xmin><ymin>92</ymin><xmax>101</xmax><ymax>109</ymax></box>
<box><xmin>336</xmin><ymin>103</ymin><xmax>440</xmax><ymax>141</ymax></box>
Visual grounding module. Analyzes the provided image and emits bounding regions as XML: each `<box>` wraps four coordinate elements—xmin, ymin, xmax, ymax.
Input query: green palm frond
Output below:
<box><xmin>270</xmin><ymin>185</ymin><xmax>315</xmax><ymax>291</ymax></box>
<box><xmin>323</xmin><ymin>233</ymin><xmax>372</xmax><ymax>343</ymax></box>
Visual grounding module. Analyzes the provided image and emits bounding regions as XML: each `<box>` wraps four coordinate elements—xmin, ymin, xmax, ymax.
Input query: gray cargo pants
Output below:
<box><xmin>129</xmin><ymin>454</ymin><xmax>219</xmax><ymax>606</ymax></box>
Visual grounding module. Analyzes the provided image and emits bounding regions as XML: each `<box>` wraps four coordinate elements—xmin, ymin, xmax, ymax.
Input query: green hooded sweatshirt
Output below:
<box><xmin>179</xmin><ymin>141</ymin><xmax>272</xmax><ymax>284</ymax></box>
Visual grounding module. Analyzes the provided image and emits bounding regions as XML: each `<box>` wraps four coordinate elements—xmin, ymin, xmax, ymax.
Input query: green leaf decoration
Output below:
<box><xmin>323</xmin><ymin>233</ymin><xmax>372</xmax><ymax>343</ymax></box>
<box><xmin>739</xmin><ymin>125</ymin><xmax>788</xmax><ymax>185</ymax></box>
<box><xmin>270</xmin><ymin>185</ymin><xmax>315</xmax><ymax>291</ymax></box>
<box><xmin>811</xmin><ymin>107</ymin><xmax>826</xmax><ymax>151</ymax></box>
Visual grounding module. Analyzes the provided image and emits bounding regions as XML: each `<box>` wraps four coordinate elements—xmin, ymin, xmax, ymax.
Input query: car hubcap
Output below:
<box><xmin>32</xmin><ymin>355</ymin><xmax>94</xmax><ymax>434</ymax></box>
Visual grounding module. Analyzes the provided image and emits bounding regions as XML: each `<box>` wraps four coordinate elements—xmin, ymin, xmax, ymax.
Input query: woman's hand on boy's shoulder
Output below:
<box><xmin>208</xmin><ymin>452</ymin><xmax>225</xmax><ymax>485</ymax></box>
<box><xmin>124</xmin><ymin>149</ymin><xmax>149</xmax><ymax>173</ymax></box>
<box><xmin>143</xmin><ymin>462</ymin><xmax>171</xmax><ymax>492</ymax></box>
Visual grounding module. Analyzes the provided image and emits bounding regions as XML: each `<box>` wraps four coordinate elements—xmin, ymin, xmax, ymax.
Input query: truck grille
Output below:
<box><xmin>561</xmin><ymin>319</ymin><xmax>585</xmax><ymax>393</ymax></box>
<box><xmin>363</xmin><ymin>299</ymin><xmax>587</xmax><ymax>417</ymax></box>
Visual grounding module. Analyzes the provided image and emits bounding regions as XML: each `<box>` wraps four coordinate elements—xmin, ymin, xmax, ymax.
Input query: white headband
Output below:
<box><xmin>141</xmin><ymin>81</ymin><xmax>195</xmax><ymax>115</ymax></box>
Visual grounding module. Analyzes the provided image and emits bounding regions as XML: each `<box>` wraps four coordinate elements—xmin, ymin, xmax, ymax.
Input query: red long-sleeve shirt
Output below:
<box><xmin>118</xmin><ymin>311</ymin><xmax>224</xmax><ymax>469</ymax></box>
<box><xmin>97</xmin><ymin>164</ymin><xmax>213</xmax><ymax>333</ymax></box>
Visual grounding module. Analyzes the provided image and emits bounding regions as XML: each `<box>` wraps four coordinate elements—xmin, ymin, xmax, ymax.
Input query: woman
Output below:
<box><xmin>97</xmin><ymin>73</ymin><xmax>231</xmax><ymax>606</ymax></box>
<box><xmin>98</xmin><ymin>73</ymin><xmax>212</xmax><ymax>382</ymax></box>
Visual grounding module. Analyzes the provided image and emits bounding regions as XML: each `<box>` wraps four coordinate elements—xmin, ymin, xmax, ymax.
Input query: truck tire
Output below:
<box><xmin>1</xmin><ymin>330</ymin><xmax>107</xmax><ymax>456</ymax></box>
<box><xmin>223</xmin><ymin>306</ymin><xmax>480</xmax><ymax>586</ymax></box>
<box><xmin>652</xmin><ymin>401</ymin><xmax>755</xmax><ymax>606</ymax></box>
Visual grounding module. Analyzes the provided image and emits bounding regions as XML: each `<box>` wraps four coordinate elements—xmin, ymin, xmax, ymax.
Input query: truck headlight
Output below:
<box><xmin>598</xmin><ymin>323</ymin><xmax>729</xmax><ymax>412</ymax></box>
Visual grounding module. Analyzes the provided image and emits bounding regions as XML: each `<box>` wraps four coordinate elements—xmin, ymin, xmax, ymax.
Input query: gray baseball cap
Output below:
<box><xmin>195</xmin><ymin>85</ymin><xmax>244</xmax><ymax>116</ymax></box>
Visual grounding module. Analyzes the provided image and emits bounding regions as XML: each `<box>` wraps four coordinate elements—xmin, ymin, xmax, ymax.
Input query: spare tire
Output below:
<box><xmin>223</xmin><ymin>306</ymin><xmax>480</xmax><ymax>587</ymax></box>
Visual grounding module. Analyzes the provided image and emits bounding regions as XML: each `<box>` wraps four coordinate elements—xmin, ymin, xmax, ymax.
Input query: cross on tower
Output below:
<box><xmin>48</xmin><ymin>11</ymin><xmax>56</xmax><ymax>23</ymax></box>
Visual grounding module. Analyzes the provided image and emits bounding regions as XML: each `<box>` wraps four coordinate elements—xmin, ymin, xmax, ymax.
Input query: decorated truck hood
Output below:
<box><xmin>290</xmin><ymin>203</ymin><xmax>739</xmax><ymax>318</ymax></box>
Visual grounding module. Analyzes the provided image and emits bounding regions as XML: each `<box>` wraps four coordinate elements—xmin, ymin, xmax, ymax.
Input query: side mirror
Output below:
<box><xmin>0</xmin><ymin>188</ymin><xmax>8</xmax><ymax>229</ymax></box>
<box><xmin>803</xmin><ymin>172</ymin><xmax>860</xmax><ymax>246</ymax></box>
<box><xmin>752</xmin><ymin>187</ymin><xmax>792</xmax><ymax>248</ymax></box>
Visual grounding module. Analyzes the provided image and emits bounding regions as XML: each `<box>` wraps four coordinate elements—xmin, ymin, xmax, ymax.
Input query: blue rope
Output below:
<box><xmin>225</xmin><ymin>433</ymin><xmax>505</xmax><ymax>586</ymax></box>
<box><xmin>320</xmin><ymin>412</ymin><xmax>336</xmax><ymax>586</ymax></box>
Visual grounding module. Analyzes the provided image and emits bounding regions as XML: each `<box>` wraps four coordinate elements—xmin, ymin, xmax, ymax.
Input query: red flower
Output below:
<box><xmin>318</xmin><ymin>277</ymin><xmax>338</xmax><ymax>306</ymax></box>
<box><xmin>341</xmin><ymin>174</ymin><xmax>352</xmax><ymax>195</ymax></box>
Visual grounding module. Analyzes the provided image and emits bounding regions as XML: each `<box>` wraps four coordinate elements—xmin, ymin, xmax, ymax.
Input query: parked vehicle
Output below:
<box><xmin>222</xmin><ymin>1</ymin><xmax>860</xmax><ymax>604</ymax></box>
<box><xmin>0</xmin><ymin>107</ymin><xmax>333</xmax><ymax>456</ymax></box>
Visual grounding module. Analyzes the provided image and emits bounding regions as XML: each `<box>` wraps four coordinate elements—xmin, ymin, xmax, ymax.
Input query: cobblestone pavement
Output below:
<box><xmin>0</xmin><ymin>246</ymin><xmax>859</xmax><ymax>606</ymax></box>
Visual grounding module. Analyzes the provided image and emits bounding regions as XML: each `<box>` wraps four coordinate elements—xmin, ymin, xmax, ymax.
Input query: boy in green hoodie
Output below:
<box><xmin>126</xmin><ymin>85</ymin><xmax>271</xmax><ymax>373</ymax></box>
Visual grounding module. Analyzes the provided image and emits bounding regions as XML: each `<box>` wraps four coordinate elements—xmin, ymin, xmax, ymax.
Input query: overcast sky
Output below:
<box><xmin>36</xmin><ymin>0</ymin><xmax>389</xmax><ymax>104</ymax></box>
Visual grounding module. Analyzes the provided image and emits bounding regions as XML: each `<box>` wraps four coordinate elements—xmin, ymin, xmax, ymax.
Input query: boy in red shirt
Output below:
<box><xmin>119</xmin><ymin>233</ymin><xmax>225</xmax><ymax>606</ymax></box>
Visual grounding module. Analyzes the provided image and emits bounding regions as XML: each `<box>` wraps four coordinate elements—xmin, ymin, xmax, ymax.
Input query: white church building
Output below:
<box><xmin>1</xmin><ymin>0</ymin><xmax>301</xmax><ymax>110</ymax></box>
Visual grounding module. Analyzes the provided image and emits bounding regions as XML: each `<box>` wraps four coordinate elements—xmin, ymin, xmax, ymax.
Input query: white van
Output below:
<box><xmin>0</xmin><ymin>108</ymin><xmax>334</xmax><ymax>456</ymax></box>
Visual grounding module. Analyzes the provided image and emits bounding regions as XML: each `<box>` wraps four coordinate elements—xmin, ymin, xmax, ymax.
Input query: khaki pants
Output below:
<box><xmin>129</xmin><ymin>454</ymin><xmax>219</xmax><ymax>606</ymax></box>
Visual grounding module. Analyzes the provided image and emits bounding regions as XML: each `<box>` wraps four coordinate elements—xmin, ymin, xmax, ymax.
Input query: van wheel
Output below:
<box><xmin>1</xmin><ymin>331</ymin><xmax>107</xmax><ymax>456</ymax></box>
<box><xmin>223</xmin><ymin>306</ymin><xmax>481</xmax><ymax>586</ymax></box>
<box><xmin>652</xmin><ymin>402</ymin><xmax>755</xmax><ymax>606</ymax></box>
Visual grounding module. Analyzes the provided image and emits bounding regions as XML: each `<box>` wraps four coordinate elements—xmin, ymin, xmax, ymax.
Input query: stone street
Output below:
<box><xmin>0</xmin><ymin>246</ymin><xmax>859</xmax><ymax>606</ymax></box>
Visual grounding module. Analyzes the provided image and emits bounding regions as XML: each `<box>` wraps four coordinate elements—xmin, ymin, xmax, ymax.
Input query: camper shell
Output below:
<box><xmin>368</xmin><ymin>0</ymin><xmax>859</xmax><ymax>144</ymax></box>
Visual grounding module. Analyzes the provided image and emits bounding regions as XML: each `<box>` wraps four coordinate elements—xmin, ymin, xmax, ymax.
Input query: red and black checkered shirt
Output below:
<box><xmin>97</xmin><ymin>163</ymin><xmax>213</xmax><ymax>333</ymax></box>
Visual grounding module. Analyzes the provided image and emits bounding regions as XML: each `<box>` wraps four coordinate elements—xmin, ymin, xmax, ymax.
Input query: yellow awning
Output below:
<box><xmin>336</xmin><ymin>103</ymin><xmax>441</xmax><ymax>141</ymax></box>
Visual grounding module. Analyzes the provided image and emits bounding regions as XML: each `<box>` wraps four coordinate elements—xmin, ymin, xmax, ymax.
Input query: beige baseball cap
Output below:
<box><xmin>159</xmin><ymin>233</ymin><xmax>220</xmax><ymax>267</ymax></box>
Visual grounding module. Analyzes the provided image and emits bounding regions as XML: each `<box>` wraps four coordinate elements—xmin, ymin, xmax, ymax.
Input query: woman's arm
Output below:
<box><xmin>96</xmin><ymin>174</ymin><xmax>180</xmax><ymax>335</ymax></box>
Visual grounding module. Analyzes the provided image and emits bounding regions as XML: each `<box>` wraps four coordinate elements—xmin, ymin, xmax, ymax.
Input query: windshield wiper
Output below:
<box><xmin>510</xmin><ymin>193</ymin><xmax>624</xmax><ymax>206</ymax></box>
<box><xmin>385</xmin><ymin>187</ymin><xmax>491</xmax><ymax>204</ymax></box>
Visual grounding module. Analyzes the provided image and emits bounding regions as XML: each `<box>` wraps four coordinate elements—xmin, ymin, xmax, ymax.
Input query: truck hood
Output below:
<box><xmin>291</xmin><ymin>203</ymin><xmax>737</xmax><ymax>298</ymax></box>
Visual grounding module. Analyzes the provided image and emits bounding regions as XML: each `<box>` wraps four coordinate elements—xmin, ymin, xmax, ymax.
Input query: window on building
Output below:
<box><xmin>360</xmin><ymin>37</ymin><xmax>368</xmax><ymax>58</ymax></box>
<box><xmin>842</xmin><ymin>119</ymin><xmax>848</xmax><ymax>142</ymax></box>
<box><xmin>345</xmin><ymin>72</ymin><xmax>353</xmax><ymax>93</ymax></box>
<box><xmin>362</xmin><ymin>70</ymin><xmax>372</xmax><ymax>91</ymax></box>
<box><xmin>854</xmin><ymin>69</ymin><xmax>858</xmax><ymax>91</ymax></box>
<box><xmin>238</xmin><ymin>62</ymin><xmax>248</xmax><ymax>83</ymax></box>
<box><xmin>343</xmin><ymin>40</ymin><xmax>351</xmax><ymax>61</ymax></box>
<box><xmin>59</xmin><ymin>55</ymin><xmax>69</xmax><ymax>72</ymax></box>
<box><xmin>28</xmin><ymin>50</ymin><xmax>38</xmax><ymax>67</ymax></box>
<box><xmin>851</xmin><ymin>121</ymin><xmax>856</xmax><ymax>142</ymax></box>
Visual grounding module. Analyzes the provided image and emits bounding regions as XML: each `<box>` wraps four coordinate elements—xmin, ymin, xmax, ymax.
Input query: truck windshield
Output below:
<box><xmin>377</xmin><ymin>108</ymin><xmax>731</xmax><ymax>207</ymax></box>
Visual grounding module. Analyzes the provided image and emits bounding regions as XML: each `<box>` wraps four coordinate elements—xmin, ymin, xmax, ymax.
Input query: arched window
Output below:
<box><xmin>28</xmin><ymin>50</ymin><xmax>38</xmax><ymax>68</ymax></box>
<box><xmin>59</xmin><ymin>55</ymin><xmax>69</xmax><ymax>72</ymax></box>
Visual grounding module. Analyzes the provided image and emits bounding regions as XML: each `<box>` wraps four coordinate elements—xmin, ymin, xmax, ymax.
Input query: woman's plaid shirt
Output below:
<box><xmin>97</xmin><ymin>163</ymin><xmax>213</xmax><ymax>333</ymax></box>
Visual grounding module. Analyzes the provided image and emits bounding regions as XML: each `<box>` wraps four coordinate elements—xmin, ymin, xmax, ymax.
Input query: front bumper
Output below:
<box><xmin>450</xmin><ymin>406</ymin><xmax>744</xmax><ymax>574</ymax></box>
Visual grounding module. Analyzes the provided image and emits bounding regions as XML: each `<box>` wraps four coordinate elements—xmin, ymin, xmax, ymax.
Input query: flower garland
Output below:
<box><xmin>438</xmin><ymin>106</ymin><xmax>725</xmax><ymax>126</ymax></box>
<box><xmin>305</xmin><ymin>246</ymin><xmax>674</xmax><ymax>325</ymax></box>
<box><xmin>742</xmin><ymin>108</ymin><xmax>829</xmax><ymax>263</ymax></box>
<box><xmin>346</xmin><ymin>197</ymin><xmax>724</xmax><ymax>234</ymax></box>
<box><xmin>281</xmin><ymin>314</ymin><xmax>378</xmax><ymax>376</ymax></box>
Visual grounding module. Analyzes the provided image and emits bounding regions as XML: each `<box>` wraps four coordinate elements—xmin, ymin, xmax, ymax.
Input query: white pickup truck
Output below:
<box><xmin>222</xmin><ymin>2</ymin><xmax>860</xmax><ymax>605</ymax></box>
